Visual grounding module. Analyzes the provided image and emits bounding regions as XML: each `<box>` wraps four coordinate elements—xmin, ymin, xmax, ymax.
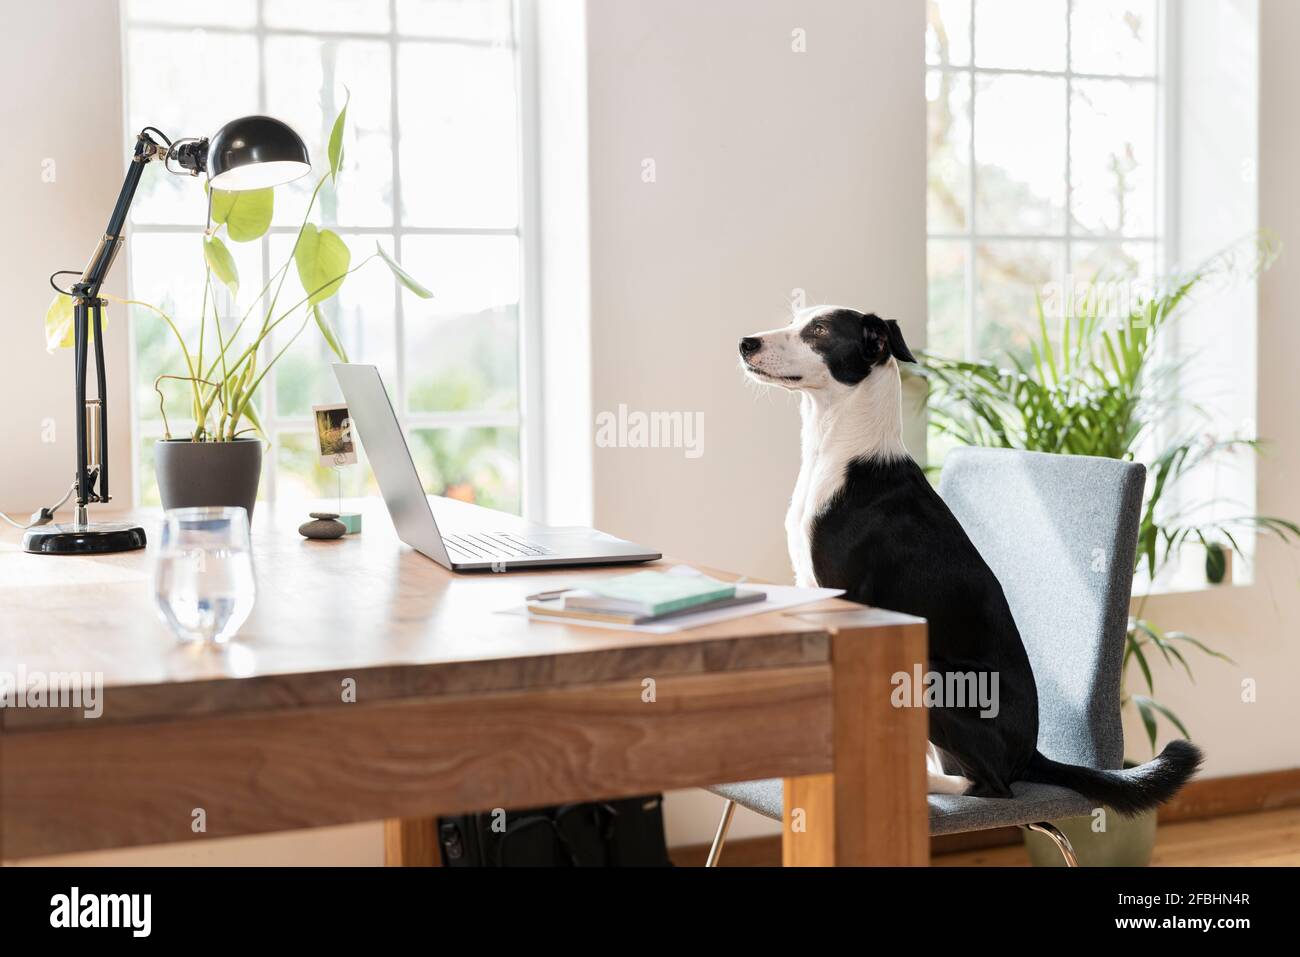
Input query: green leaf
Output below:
<box><xmin>42</xmin><ymin>292</ymin><xmax>104</xmax><ymax>354</ymax></box>
<box><xmin>1135</xmin><ymin>694</ymin><xmax>1193</xmax><ymax>742</ymax></box>
<box><xmin>210</xmin><ymin>186</ymin><xmax>274</xmax><ymax>242</ymax></box>
<box><xmin>376</xmin><ymin>242</ymin><xmax>433</xmax><ymax>299</ymax></box>
<box><xmin>44</xmin><ymin>293</ymin><xmax>76</xmax><ymax>353</ymax></box>
<box><xmin>1128</xmin><ymin>634</ymin><xmax>1154</xmax><ymax>694</ymax></box>
<box><xmin>328</xmin><ymin>87</ymin><xmax>350</xmax><ymax>183</ymax></box>
<box><xmin>313</xmin><ymin>303</ymin><xmax>350</xmax><ymax>362</ymax></box>
<box><xmin>294</xmin><ymin>224</ymin><xmax>351</xmax><ymax>304</ymax></box>
<box><xmin>239</xmin><ymin>401</ymin><xmax>268</xmax><ymax>440</ymax></box>
<box><xmin>203</xmin><ymin>235</ymin><xmax>240</xmax><ymax>296</ymax></box>
<box><xmin>1164</xmin><ymin>631</ymin><xmax>1236</xmax><ymax>665</ymax></box>
<box><xmin>1133</xmin><ymin>695</ymin><xmax>1159</xmax><ymax>754</ymax></box>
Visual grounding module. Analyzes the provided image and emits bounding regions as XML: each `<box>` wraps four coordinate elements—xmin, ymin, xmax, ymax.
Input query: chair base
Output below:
<box><xmin>704</xmin><ymin>801</ymin><xmax>1080</xmax><ymax>867</ymax></box>
<box><xmin>705</xmin><ymin>799</ymin><xmax>736</xmax><ymax>867</ymax></box>
<box><xmin>1020</xmin><ymin>821</ymin><xmax>1079</xmax><ymax>866</ymax></box>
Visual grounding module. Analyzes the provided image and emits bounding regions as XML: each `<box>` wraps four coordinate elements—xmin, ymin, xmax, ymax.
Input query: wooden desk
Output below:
<box><xmin>0</xmin><ymin>500</ymin><xmax>927</xmax><ymax>866</ymax></box>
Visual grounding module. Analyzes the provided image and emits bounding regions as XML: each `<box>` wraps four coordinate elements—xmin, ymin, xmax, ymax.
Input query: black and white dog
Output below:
<box><xmin>739</xmin><ymin>305</ymin><xmax>1201</xmax><ymax>813</ymax></box>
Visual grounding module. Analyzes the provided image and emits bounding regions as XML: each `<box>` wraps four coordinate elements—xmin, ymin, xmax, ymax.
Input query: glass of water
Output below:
<box><xmin>153</xmin><ymin>507</ymin><xmax>256</xmax><ymax>645</ymax></box>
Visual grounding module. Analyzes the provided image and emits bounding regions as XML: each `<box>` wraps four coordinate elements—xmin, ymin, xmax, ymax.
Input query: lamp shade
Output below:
<box><xmin>206</xmin><ymin>115</ymin><xmax>311</xmax><ymax>191</ymax></box>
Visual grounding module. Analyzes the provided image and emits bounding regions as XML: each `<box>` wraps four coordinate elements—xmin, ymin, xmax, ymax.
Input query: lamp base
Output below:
<box><xmin>22</xmin><ymin>522</ymin><xmax>147</xmax><ymax>555</ymax></box>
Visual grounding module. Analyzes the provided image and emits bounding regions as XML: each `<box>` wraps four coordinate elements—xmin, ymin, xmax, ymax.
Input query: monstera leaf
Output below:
<box><xmin>377</xmin><ymin>243</ymin><xmax>433</xmax><ymax>299</ymax></box>
<box><xmin>210</xmin><ymin>185</ymin><xmax>273</xmax><ymax>242</ymax></box>
<box><xmin>328</xmin><ymin>88</ymin><xmax>350</xmax><ymax>183</ymax></box>
<box><xmin>295</xmin><ymin>225</ymin><xmax>350</xmax><ymax>304</ymax></box>
<box><xmin>44</xmin><ymin>293</ymin><xmax>79</xmax><ymax>353</ymax></box>
<box><xmin>203</xmin><ymin>235</ymin><xmax>239</xmax><ymax>296</ymax></box>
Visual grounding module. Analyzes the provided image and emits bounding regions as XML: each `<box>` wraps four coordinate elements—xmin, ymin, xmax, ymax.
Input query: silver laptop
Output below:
<box><xmin>334</xmin><ymin>363</ymin><xmax>661</xmax><ymax>571</ymax></box>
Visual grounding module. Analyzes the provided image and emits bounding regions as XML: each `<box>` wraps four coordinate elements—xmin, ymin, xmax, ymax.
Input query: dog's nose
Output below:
<box><xmin>739</xmin><ymin>337</ymin><xmax>762</xmax><ymax>357</ymax></box>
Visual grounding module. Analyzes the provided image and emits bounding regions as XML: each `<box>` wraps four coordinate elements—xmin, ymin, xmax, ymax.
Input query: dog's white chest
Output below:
<box><xmin>786</xmin><ymin>448</ymin><xmax>849</xmax><ymax>589</ymax></box>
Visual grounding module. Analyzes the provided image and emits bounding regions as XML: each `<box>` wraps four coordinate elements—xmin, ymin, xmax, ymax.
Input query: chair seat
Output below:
<box><xmin>708</xmin><ymin>779</ymin><xmax>1095</xmax><ymax>836</ymax></box>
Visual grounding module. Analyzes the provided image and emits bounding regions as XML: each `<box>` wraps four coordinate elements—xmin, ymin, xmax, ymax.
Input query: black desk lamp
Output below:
<box><xmin>25</xmin><ymin>116</ymin><xmax>310</xmax><ymax>555</ymax></box>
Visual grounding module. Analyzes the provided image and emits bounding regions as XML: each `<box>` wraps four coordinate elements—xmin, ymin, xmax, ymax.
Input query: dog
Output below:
<box><xmin>739</xmin><ymin>305</ymin><xmax>1201</xmax><ymax>813</ymax></box>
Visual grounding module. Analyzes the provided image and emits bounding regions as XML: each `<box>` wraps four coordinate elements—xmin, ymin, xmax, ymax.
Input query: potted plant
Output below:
<box><xmin>44</xmin><ymin>95</ymin><xmax>430</xmax><ymax>518</ymax></box>
<box><xmin>917</xmin><ymin>235</ymin><xmax>1299</xmax><ymax>865</ymax></box>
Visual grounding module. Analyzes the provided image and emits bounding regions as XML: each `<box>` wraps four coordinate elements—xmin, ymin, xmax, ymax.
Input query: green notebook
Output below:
<box><xmin>565</xmin><ymin>571</ymin><xmax>736</xmax><ymax>617</ymax></box>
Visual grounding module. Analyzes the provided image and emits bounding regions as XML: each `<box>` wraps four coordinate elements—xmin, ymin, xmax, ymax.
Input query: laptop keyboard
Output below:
<box><xmin>443</xmin><ymin>531</ymin><xmax>555</xmax><ymax>561</ymax></box>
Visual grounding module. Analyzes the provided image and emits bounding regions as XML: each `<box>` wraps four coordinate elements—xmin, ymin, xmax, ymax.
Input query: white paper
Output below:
<box><xmin>501</xmin><ymin>582</ymin><xmax>845</xmax><ymax>634</ymax></box>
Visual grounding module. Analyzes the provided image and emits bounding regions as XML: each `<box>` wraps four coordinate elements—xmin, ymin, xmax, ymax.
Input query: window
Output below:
<box><xmin>122</xmin><ymin>0</ymin><xmax>532</xmax><ymax>514</ymax></box>
<box><xmin>926</xmin><ymin>0</ymin><xmax>1165</xmax><ymax>365</ymax></box>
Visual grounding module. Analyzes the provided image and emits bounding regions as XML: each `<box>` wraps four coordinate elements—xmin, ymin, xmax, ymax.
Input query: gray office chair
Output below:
<box><xmin>705</xmin><ymin>447</ymin><xmax>1146</xmax><ymax>867</ymax></box>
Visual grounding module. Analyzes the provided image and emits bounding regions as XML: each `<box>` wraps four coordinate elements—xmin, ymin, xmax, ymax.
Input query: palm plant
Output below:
<box><xmin>917</xmin><ymin>234</ymin><xmax>1298</xmax><ymax>756</ymax></box>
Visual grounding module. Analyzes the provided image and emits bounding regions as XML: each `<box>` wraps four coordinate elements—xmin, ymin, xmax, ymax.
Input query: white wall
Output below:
<box><xmin>585</xmin><ymin>0</ymin><xmax>927</xmax><ymax>585</ymax></box>
<box><xmin>0</xmin><ymin>0</ymin><xmax>132</xmax><ymax>514</ymax></box>
<box><xmin>580</xmin><ymin>0</ymin><xmax>927</xmax><ymax>845</ymax></box>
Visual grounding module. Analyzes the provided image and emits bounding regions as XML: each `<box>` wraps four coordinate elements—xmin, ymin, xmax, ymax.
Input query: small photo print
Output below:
<box><xmin>312</xmin><ymin>403</ymin><xmax>357</xmax><ymax>467</ymax></box>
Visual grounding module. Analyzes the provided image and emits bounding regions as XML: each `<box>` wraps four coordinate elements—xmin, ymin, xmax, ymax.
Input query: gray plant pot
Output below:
<box><xmin>154</xmin><ymin>437</ymin><xmax>263</xmax><ymax>520</ymax></box>
<box><xmin>1023</xmin><ymin>807</ymin><xmax>1158</xmax><ymax>866</ymax></box>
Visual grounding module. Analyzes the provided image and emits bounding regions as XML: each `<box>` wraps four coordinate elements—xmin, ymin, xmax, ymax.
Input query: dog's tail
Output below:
<box><xmin>1022</xmin><ymin>740</ymin><xmax>1203</xmax><ymax>816</ymax></box>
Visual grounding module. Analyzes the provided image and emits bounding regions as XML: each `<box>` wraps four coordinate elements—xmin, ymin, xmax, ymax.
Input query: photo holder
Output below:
<box><xmin>312</xmin><ymin>403</ymin><xmax>357</xmax><ymax>468</ymax></box>
<box><xmin>312</xmin><ymin>403</ymin><xmax>361</xmax><ymax>535</ymax></box>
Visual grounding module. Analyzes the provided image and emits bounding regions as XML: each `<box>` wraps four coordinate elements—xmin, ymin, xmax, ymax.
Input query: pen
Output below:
<box><xmin>526</xmin><ymin>587</ymin><xmax>574</xmax><ymax>602</ymax></box>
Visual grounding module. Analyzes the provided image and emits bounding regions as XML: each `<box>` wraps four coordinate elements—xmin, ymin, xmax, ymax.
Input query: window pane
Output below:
<box><xmin>928</xmin><ymin>70</ymin><xmax>971</xmax><ymax>233</ymax></box>
<box><xmin>1070</xmin><ymin>79</ymin><xmax>1156</xmax><ymax>237</ymax></box>
<box><xmin>125</xmin><ymin>0</ymin><xmax>257</xmax><ymax>27</ymax></box>
<box><xmin>974</xmin><ymin>74</ymin><xmax>1067</xmax><ymax>234</ymax></box>
<box><xmin>398</xmin><ymin>42</ymin><xmax>519</xmax><ymax>228</ymax></box>
<box><xmin>1068</xmin><ymin>241</ymin><xmax>1156</xmax><ymax>324</ymax></box>
<box><xmin>138</xmin><ymin>437</ymin><xmax>162</xmax><ymax>507</ymax></box>
<box><xmin>264</xmin><ymin>0</ymin><xmax>391</xmax><ymax>34</ymax></box>
<box><xmin>927</xmin><ymin>241</ymin><xmax>968</xmax><ymax>359</ymax></box>
<box><xmin>276</xmin><ymin>431</ymin><xmax>379</xmax><ymax>502</ymax></box>
<box><xmin>974</xmin><ymin>0</ymin><xmax>1067</xmax><ymax>72</ymax></box>
<box><xmin>396</xmin><ymin>0</ymin><xmax>515</xmax><ymax>43</ymax></box>
<box><xmin>409</xmin><ymin>427</ymin><xmax>520</xmax><ymax>514</ymax></box>
<box><xmin>268</xmin><ymin>233</ymin><xmax>399</xmax><ymax>418</ymax></box>
<box><xmin>926</xmin><ymin>0</ymin><xmax>972</xmax><ymax>67</ymax></box>
<box><xmin>130</xmin><ymin>232</ymin><xmax>264</xmax><ymax>426</ymax></box>
<box><xmin>126</xmin><ymin>29</ymin><xmax>259</xmax><ymax>224</ymax></box>
<box><xmin>265</xmin><ymin>37</ymin><xmax>394</xmax><ymax>228</ymax></box>
<box><xmin>1071</xmin><ymin>240</ymin><xmax>1155</xmax><ymax>284</ymax></box>
<box><xmin>974</xmin><ymin>241</ymin><xmax>1064</xmax><ymax>365</ymax></box>
<box><xmin>402</xmin><ymin>235</ymin><xmax>520</xmax><ymax>413</ymax></box>
<box><xmin>1071</xmin><ymin>0</ymin><xmax>1158</xmax><ymax>76</ymax></box>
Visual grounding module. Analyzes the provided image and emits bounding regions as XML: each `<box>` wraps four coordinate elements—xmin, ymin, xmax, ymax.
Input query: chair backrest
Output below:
<box><xmin>938</xmin><ymin>447</ymin><xmax>1145</xmax><ymax>770</ymax></box>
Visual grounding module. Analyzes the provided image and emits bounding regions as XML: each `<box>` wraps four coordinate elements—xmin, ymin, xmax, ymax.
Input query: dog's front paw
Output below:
<box><xmin>926</xmin><ymin>771</ymin><xmax>973</xmax><ymax>796</ymax></box>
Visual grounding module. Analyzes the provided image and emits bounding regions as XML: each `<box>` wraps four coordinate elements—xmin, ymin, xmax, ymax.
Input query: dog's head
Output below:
<box><xmin>738</xmin><ymin>306</ymin><xmax>916</xmax><ymax>391</ymax></box>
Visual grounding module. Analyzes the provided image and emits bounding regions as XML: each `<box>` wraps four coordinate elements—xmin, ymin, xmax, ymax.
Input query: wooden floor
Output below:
<box><xmin>934</xmin><ymin>807</ymin><xmax>1300</xmax><ymax>866</ymax></box>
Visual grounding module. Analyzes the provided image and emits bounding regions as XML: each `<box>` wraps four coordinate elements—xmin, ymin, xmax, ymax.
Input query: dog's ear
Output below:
<box><xmin>862</xmin><ymin>314</ymin><xmax>917</xmax><ymax>364</ymax></box>
<box><xmin>884</xmin><ymin>319</ymin><xmax>916</xmax><ymax>363</ymax></box>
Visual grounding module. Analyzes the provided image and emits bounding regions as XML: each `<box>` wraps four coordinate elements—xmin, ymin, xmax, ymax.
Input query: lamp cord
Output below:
<box><xmin>0</xmin><ymin>481</ymin><xmax>77</xmax><ymax>531</ymax></box>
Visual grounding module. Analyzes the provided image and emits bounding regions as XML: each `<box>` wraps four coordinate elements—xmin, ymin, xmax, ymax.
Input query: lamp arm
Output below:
<box><xmin>75</xmin><ymin>131</ymin><xmax>167</xmax><ymax>300</ymax></box>
<box><xmin>63</xmin><ymin>129</ymin><xmax>168</xmax><ymax>521</ymax></box>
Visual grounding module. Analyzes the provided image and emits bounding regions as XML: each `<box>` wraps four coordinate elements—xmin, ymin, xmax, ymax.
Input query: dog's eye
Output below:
<box><xmin>811</xmin><ymin>322</ymin><xmax>829</xmax><ymax>337</ymax></box>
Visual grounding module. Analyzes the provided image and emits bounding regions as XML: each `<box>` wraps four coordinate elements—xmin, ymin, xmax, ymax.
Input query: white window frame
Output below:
<box><xmin>121</xmin><ymin>0</ymin><xmax>545</xmax><ymax>518</ymax></box>
<box><xmin>927</xmin><ymin>0</ymin><xmax>1174</xmax><ymax>360</ymax></box>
